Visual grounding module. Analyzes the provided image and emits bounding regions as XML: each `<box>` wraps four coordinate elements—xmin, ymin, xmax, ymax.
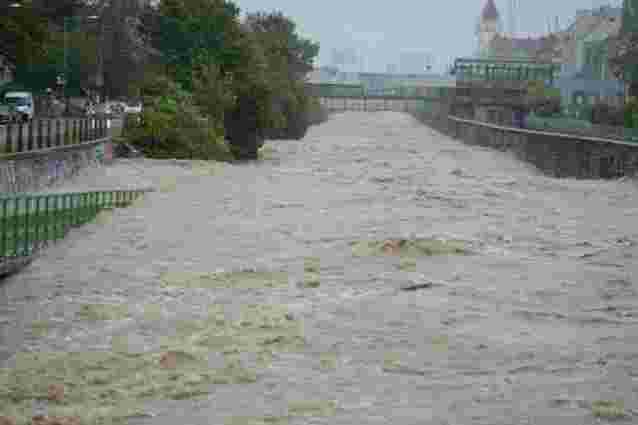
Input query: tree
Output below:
<box><xmin>243</xmin><ymin>11</ymin><xmax>320</xmax><ymax>140</ymax></box>
<box><xmin>12</xmin><ymin>30</ymin><xmax>99</xmax><ymax>96</ymax></box>
<box><xmin>151</xmin><ymin>0</ymin><xmax>244</xmax><ymax>92</ymax></box>
<box><xmin>223</xmin><ymin>28</ymin><xmax>277</xmax><ymax>159</ymax></box>
<box><xmin>0</xmin><ymin>0</ymin><xmax>83</xmax><ymax>66</ymax></box>
<box><xmin>244</xmin><ymin>11</ymin><xmax>319</xmax><ymax>80</ymax></box>
<box><xmin>124</xmin><ymin>0</ymin><xmax>321</xmax><ymax>160</ymax></box>
<box><xmin>94</xmin><ymin>0</ymin><xmax>158</xmax><ymax>99</ymax></box>
<box><xmin>610</xmin><ymin>0</ymin><xmax>638</xmax><ymax>97</ymax></box>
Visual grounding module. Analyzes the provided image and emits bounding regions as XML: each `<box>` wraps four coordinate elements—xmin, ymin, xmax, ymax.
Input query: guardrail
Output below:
<box><xmin>0</xmin><ymin>118</ymin><xmax>109</xmax><ymax>155</ymax></box>
<box><xmin>0</xmin><ymin>188</ymin><xmax>153</xmax><ymax>277</ymax></box>
<box><xmin>524</xmin><ymin>114</ymin><xmax>638</xmax><ymax>144</ymax></box>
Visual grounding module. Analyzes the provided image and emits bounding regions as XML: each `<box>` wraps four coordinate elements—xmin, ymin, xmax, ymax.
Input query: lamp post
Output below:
<box><xmin>86</xmin><ymin>15</ymin><xmax>103</xmax><ymax>104</ymax></box>
<box><xmin>63</xmin><ymin>16</ymin><xmax>70</xmax><ymax>115</ymax></box>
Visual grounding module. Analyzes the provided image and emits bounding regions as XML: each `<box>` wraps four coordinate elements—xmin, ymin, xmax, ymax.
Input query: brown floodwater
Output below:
<box><xmin>1</xmin><ymin>111</ymin><xmax>638</xmax><ymax>424</ymax></box>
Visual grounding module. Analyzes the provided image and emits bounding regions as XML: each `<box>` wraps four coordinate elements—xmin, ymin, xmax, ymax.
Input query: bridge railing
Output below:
<box><xmin>0</xmin><ymin>118</ymin><xmax>110</xmax><ymax>155</ymax></box>
<box><xmin>0</xmin><ymin>188</ymin><xmax>153</xmax><ymax>277</ymax></box>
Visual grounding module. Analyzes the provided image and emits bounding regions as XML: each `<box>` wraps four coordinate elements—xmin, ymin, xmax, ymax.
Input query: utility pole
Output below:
<box><xmin>64</xmin><ymin>17</ymin><xmax>70</xmax><ymax>115</ymax></box>
<box><xmin>92</xmin><ymin>15</ymin><xmax>104</xmax><ymax>103</ymax></box>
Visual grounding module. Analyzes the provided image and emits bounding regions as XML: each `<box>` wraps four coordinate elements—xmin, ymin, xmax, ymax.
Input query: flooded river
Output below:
<box><xmin>1</xmin><ymin>111</ymin><xmax>638</xmax><ymax>424</ymax></box>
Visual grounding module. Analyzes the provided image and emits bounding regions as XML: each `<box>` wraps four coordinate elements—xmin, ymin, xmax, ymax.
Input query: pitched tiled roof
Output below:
<box><xmin>482</xmin><ymin>0</ymin><xmax>500</xmax><ymax>20</ymax></box>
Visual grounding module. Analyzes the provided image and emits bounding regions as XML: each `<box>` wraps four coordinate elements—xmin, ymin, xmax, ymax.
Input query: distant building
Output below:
<box><xmin>476</xmin><ymin>0</ymin><xmax>501</xmax><ymax>57</ymax></box>
<box><xmin>556</xmin><ymin>5</ymin><xmax>624</xmax><ymax>107</ymax></box>
<box><xmin>488</xmin><ymin>34</ymin><xmax>563</xmax><ymax>62</ymax></box>
<box><xmin>476</xmin><ymin>0</ymin><xmax>562</xmax><ymax>62</ymax></box>
<box><xmin>474</xmin><ymin>0</ymin><xmax>624</xmax><ymax>107</ymax></box>
<box><xmin>560</xmin><ymin>5</ymin><xmax>622</xmax><ymax>77</ymax></box>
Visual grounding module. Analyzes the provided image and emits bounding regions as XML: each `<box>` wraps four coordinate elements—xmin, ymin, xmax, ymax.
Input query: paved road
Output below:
<box><xmin>1</xmin><ymin>112</ymin><xmax>638</xmax><ymax>424</ymax></box>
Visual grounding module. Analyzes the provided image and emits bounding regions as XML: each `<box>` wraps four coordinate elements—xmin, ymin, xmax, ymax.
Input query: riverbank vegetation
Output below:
<box><xmin>1</xmin><ymin>0</ymin><xmax>325</xmax><ymax>160</ymax></box>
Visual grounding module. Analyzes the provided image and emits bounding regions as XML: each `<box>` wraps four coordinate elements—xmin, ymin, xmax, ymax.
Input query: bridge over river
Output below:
<box><xmin>1</xmin><ymin>112</ymin><xmax>638</xmax><ymax>424</ymax></box>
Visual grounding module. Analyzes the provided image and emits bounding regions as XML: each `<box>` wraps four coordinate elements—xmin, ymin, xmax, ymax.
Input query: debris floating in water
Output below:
<box><xmin>350</xmin><ymin>238</ymin><xmax>469</xmax><ymax>257</ymax></box>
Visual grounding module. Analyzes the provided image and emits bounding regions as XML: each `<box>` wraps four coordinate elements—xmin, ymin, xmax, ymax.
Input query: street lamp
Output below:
<box><xmin>86</xmin><ymin>15</ymin><xmax>104</xmax><ymax>104</ymax></box>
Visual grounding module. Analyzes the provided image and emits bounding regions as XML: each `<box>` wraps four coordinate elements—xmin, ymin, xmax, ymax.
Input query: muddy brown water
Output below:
<box><xmin>1</xmin><ymin>111</ymin><xmax>638</xmax><ymax>424</ymax></box>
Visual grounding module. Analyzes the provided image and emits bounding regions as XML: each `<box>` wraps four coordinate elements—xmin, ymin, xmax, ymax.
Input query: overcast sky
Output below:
<box><xmin>233</xmin><ymin>0</ymin><xmax>623</xmax><ymax>72</ymax></box>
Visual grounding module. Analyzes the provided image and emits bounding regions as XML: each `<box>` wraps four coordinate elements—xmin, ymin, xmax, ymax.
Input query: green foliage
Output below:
<box><xmin>624</xmin><ymin>97</ymin><xmax>638</xmax><ymax>128</ymax></box>
<box><xmin>0</xmin><ymin>2</ymin><xmax>48</xmax><ymax>66</ymax></box>
<box><xmin>591</xmin><ymin>400</ymin><xmax>627</xmax><ymax>419</ymax></box>
<box><xmin>192</xmin><ymin>61</ymin><xmax>235</xmax><ymax>134</ymax></box>
<box><xmin>525</xmin><ymin>114</ymin><xmax>594</xmax><ymax>132</ymax></box>
<box><xmin>125</xmin><ymin>74</ymin><xmax>232</xmax><ymax>161</ymax></box>
<box><xmin>13</xmin><ymin>30</ymin><xmax>97</xmax><ymax>96</ymax></box>
<box><xmin>3</xmin><ymin>0</ymin><xmax>322</xmax><ymax>160</ymax></box>
<box><xmin>526</xmin><ymin>80</ymin><xmax>562</xmax><ymax>116</ymax></box>
<box><xmin>241</xmin><ymin>11</ymin><xmax>321</xmax><ymax>144</ymax></box>
<box><xmin>223</xmin><ymin>29</ymin><xmax>278</xmax><ymax>159</ymax></box>
<box><xmin>154</xmin><ymin>0</ymin><xmax>243</xmax><ymax>92</ymax></box>
<box><xmin>0</xmin><ymin>0</ymin><xmax>84</xmax><ymax>68</ymax></box>
<box><xmin>146</xmin><ymin>1</ymin><xmax>324</xmax><ymax>159</ymax></box>
<box><xmin>622</xmin><ymin>0</ymin><xmax>638</xmax><ymax>34</ymax></box>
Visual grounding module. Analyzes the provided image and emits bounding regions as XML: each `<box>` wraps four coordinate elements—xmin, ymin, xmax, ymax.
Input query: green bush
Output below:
<box><xmin>525</xmin><ymin>114</ymin><xmax>593</xmax><ymax>132</ymax></box>
<box><xmin>624</xmin><ymin>97</ymin><xmax>638</xmax><ymax>128</ymax></box>
<box><xmin>125</xmin><ymin>75</ymin><xmax>232</xmax><ymax>161</ymax></box>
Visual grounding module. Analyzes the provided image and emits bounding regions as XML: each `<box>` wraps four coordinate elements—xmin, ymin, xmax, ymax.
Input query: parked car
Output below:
<box><xmin>4</xmin><ymin>91</ymin><xmax>34</xmax><ymax>122</ymax></box>
<box><xmin>0</xmin><ymin>103</ymin><xmax>18</xmax><ymax>124</ymax></box>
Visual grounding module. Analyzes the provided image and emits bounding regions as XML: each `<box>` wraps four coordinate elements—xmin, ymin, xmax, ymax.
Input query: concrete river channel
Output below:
<box><xmin>1</xmin><ymin>111</ymin><xmax>637</xmax><ymax>425</ymax></box>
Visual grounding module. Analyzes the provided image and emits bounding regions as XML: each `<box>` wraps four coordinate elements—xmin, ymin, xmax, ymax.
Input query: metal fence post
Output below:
<box><xmin>46</xmin><ymin>119</ymin><xmax>52</xmax><ymax>148</ymax></box>
<box><xmin>27</xmin><ymin>120</ymin><xmax>35</xmax><ymax>151</ymax></box>
<box><xmin>37</xmin><ymin>119</ymin><xmax>44</xmax><ymax>149</ymax></box>
<box><xmin>1</xmin><ymin>198</ymin><xmax>6</xmax><ymax>258</ymax></box>
<box><xmin>73</xmin><ymin>120</ymin><xmax>79</xmax><ymax>144</ymax></box>
<box><xmin>44</xmin><ymin>196</ymin><xmax>50</xmax><ymax>242</ymax></box>
<box><xmin>17</xmin><ymin>123</ymin><xmax>24</xmax><ymax>152</ymax></box>
<box><xmin>13</xmin><ymin>197</ymin><xmax>19</xmax><ymax>256</ymax></box>
<box><xmin>55</xmin><ymin>119</ymin><xmax>61</xmax><ymax>146</ymax></box>
<box><xmin>34</xmin><ymin>196</ymin><xmax>40</xmax><ymax>251</ymax></box>
<box><xmin>6</xmin><ymin>123</ymin><xmax>13</xmax><ymax>153</ymax></box>
<box><xmin>82</xmin><ymin>119</ymin><xmax>87</xmax><ymax>142</ymax></box>
<box><xmin>24</xmin><ymin>196</ymin><xmax>30</xmax><ymax>255</ymax></box>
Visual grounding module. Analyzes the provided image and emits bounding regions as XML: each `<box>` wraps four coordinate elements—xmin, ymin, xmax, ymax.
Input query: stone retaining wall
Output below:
<box><xmin>0</xmin><ymin>138</ymin><xmax>113</xmax><ymax>193</ymax></box>
<box><xmin>415</xmin><ymin>111</ymin><xmax>638</xmax><ymax>179</ymax></box>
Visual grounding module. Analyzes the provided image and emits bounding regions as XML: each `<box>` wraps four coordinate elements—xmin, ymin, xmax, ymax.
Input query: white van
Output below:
<box><xmin>4</xmin><ymin>92</ymin><xmax>34</xmax><ymax>122</ymax></box>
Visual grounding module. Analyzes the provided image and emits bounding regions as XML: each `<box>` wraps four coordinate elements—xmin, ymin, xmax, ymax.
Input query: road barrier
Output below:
<box><xmin>0</xmin><ymin>188</ymin><xmax>153</xmax><ymax>278</ymax></box>
<box><xmin>0</xmin><ymin>118</ymin><xmax>109</xmax><ymax>155</ymax></box>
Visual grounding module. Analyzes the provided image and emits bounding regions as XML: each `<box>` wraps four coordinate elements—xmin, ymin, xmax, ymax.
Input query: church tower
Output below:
<box><xmin>476</xmin><ymin>0</ymin><xmax>501</xmax><ymax>57</ymax></box>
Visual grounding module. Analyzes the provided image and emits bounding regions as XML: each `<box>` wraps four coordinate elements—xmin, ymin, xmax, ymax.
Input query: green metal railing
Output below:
<box><xmin>524</xmin><ymin>114</ymin><xmax>638</xmax><ymax>143</ymax></box>
<box><xmin>0</xmin><ymin>189</ymin><xmax>152</xmax><ymax>275</ymax></box>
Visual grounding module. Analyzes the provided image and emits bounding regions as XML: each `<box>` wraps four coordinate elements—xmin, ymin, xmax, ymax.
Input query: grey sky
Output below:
<box><xmin>234</xmin><ymin>0</ymin><xmax>623</xmax><ymax>72</ymax></box>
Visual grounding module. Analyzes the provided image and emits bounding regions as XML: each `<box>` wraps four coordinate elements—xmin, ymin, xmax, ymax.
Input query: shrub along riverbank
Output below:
<box><xmin>2</xmin><ymin>0</ymin><xmax>325</xmax><ymax>161</ymax></box>
<box><xmin>121</xmin><ymin>2</ymin><xmax>326</xmax><ymax>161</ymax></box>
